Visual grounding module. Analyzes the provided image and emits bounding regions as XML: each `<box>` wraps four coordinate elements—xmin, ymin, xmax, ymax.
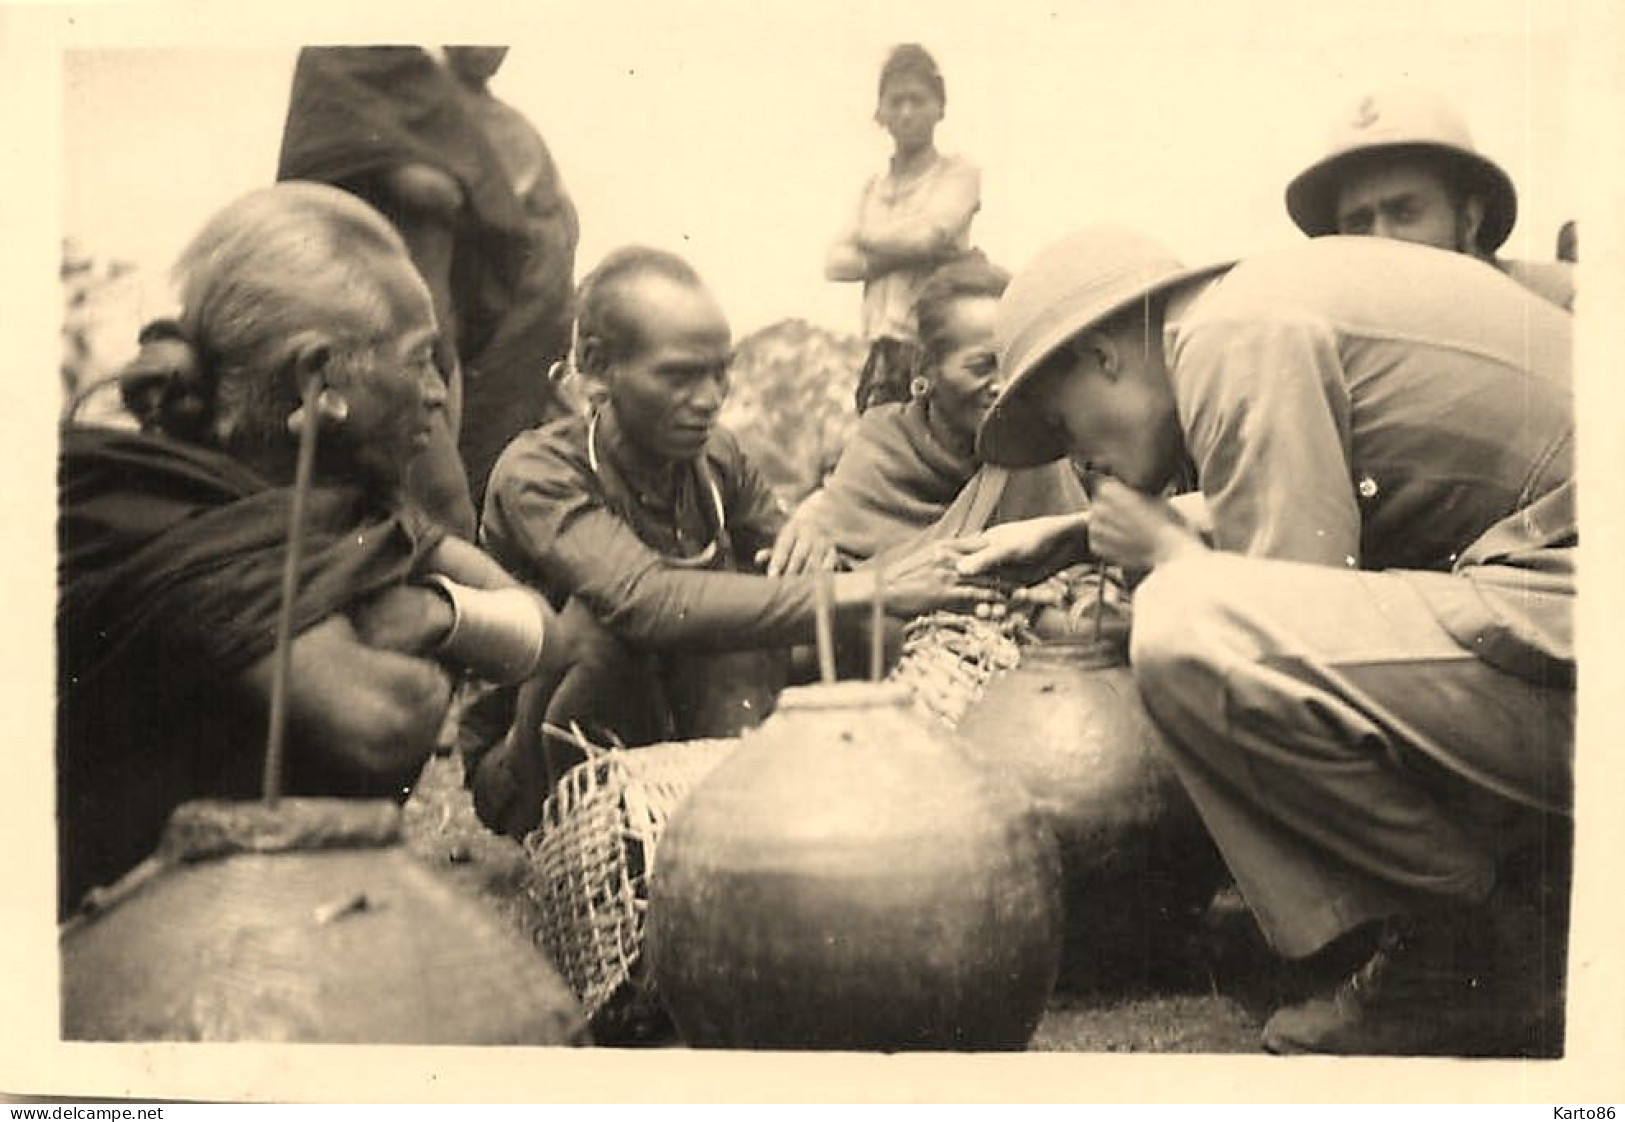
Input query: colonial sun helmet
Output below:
<box><xmin>1284</xmin><ymin>83</ymin><xmax>1518</xmax><ymax>254</ymax></box>
<box><xmin>975</xmin><ymin>227</ymin><xmax>1230</xmax><ymax>469</ymax></box>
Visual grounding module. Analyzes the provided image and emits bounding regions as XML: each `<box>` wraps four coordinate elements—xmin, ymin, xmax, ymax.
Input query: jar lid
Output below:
<box><xmin>776</xmin><ymin>681</ymin><xmax>914</xmax><ymax>712</ymax></box>
<box><xmin>1023</xmin><ymin>634</ymin><xmax>1130</xmax><ymax>670</ymax></box>
<box><xmin>159</xmin><ymin>797</ymin><xmax>403</xmax><ymax>862</ymax></box>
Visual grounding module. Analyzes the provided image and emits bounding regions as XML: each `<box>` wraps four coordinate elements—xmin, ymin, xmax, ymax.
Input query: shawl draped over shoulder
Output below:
<box><xmin>790</xmin><ymin>399</ymin><xmax>1087</xmax><ymax>567</ymax></box>
<box><xmin>56</xmin><ymin>425</ymin><xmax>444</xmax><ymax>914</ymax></box>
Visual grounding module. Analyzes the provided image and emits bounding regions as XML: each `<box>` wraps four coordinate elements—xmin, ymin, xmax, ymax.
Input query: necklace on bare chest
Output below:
<box><xmin>586</xmin><ymin>409</ymin><xmax>728</xmax><ymax>569</ymax></box>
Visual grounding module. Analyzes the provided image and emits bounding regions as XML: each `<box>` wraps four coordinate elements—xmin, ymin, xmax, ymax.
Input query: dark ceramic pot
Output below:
<box><xmin>647</xmin><ymin>681</ymin><xmax>1064</xmax><ymax>1050</ymax></box>
<box><xmin>954</xmin><ymin>633</ymin><xmax>1225</xmax><ymax>990</ymax></box>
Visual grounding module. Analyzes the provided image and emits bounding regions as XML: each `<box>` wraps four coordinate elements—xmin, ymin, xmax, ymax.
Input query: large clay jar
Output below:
<box><xmin>647</xmin><ymin>681</ymin><xmax>1064</xmax><ymax>1050</ymax></box>
<box><xmin>60</xmin><ymin>799</ymin><xmax>587</xmax><ymax>1044</ymax></box>
<box><xmin>955</xmin><ymin>630</ymin><xmax>1225</xmax><ymax>991</ymax></box>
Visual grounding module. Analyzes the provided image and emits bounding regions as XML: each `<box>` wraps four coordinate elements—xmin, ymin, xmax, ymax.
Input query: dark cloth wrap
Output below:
<box><xmin>57</xmin><ymin>426</ymin><xmax>445</xmax><ymax>916</ymax></box>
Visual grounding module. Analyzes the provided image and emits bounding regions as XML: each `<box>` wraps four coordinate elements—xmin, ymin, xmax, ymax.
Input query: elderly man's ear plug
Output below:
<box><xmin>287</xmin><ymin>388</ymin><xmax>351</xmax><ymax>435</ymax></box>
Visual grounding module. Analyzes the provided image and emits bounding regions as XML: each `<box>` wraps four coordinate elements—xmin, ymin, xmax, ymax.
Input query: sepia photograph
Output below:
<box><xmin>3</xmin><ymin>0</ymin><xmax>1623</xmax><ymax>1105</ymax></box>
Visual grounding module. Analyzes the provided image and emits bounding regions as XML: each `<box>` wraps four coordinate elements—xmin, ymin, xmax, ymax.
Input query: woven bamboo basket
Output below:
<box><xmin>522</xmin><ymin>737</ymin><xmax>739</xmax><ymax>1037</ymax></box>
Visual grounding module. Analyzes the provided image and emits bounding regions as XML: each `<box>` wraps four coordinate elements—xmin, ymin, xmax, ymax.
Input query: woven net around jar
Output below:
<box><xmin>889</xmin><ymin>610</ymin><xmax>1026</xmax><ymax>728</ymax></box>
<box><xmin>888</xmin><ymin>566</ymin><xmax>1131</xmax><ymax>728</ymax></box>
<box><xmin>521</xmin><ymin>737</ymin><xmax>739</xmax><ymax>1033</ymax></box>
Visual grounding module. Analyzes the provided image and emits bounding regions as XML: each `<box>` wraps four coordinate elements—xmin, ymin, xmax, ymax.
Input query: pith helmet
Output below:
<box><xmin>976</xmin><ymin>227</ymin><xmax>1229</xmax><ymax>469</ymax></box>
<box><xmin>1285</xmin><ymin>83</ymin><xmax>1518</xmax><ymax>253</ymax></box>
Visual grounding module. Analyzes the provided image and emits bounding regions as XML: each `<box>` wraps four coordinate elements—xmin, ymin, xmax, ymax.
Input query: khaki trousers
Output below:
<box><xmin>1130</xmin><ymin>552</ymin><xmax>1573</xmax><ymax>957</ymax></box>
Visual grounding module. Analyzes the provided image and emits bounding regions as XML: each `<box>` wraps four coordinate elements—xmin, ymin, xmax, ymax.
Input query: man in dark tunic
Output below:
<box><xmin>473</xmin><ymin>247</ymin><xmax>992</xmax><ymax>836</ymax></box>
<box><xmin>957</xmin><ymin>228</ymin><xmax>1573</xmax><ymax>1056</ymax></box>
<box><xmin>278</xmin><ymin>45</ymin><xmax>580</xmax><ymax>530</ymax></box>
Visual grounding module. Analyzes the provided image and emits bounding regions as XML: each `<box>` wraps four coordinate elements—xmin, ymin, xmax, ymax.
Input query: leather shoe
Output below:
<box><xmin>1262</xmin><ymin>916</ymin><xmax>1524</xmax><ymax>1056</ymax></box>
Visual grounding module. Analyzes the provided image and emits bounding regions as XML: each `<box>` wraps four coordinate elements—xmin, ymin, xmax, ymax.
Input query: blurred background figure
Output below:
<box><xmin>60</xmin><ymin>239</ymin><xmax>144</xmax><ymax>429</ymax></box>
<box><xmin>825</xmin><ymin>43</ymin><xmax>981</xmax><ymax>415</ymax></box>
<box><xmin>1284</xmin><ymin>81</ymin><xmax>1575</xmax><ymax>310</ymax></box>
<box><xmin>278</xmin><ymin>46</ymin><xmax>581</xmax><ymax>534</ymax></box>
<box><xmin>1556</xmin><ymin>219</ymin><xmax>1577</xmax><ymax>263</ymax></box>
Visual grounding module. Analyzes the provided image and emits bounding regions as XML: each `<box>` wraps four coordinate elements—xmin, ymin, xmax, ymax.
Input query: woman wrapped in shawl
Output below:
<box><xmin>790</xmin><ymin>255</ymin><xmax>1087</xmax><ymax>569</ymax></box>
<box><xmin>57</xmin><ymin>184</ymin><xmax>575</xmax><ymax>917</ymax></box>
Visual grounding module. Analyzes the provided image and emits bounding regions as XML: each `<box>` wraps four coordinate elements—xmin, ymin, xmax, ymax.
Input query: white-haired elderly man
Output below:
<box><xmin>58</xmin><ymin>183</ymin><xmax>579</xmax><ymax>918</ymax></box>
